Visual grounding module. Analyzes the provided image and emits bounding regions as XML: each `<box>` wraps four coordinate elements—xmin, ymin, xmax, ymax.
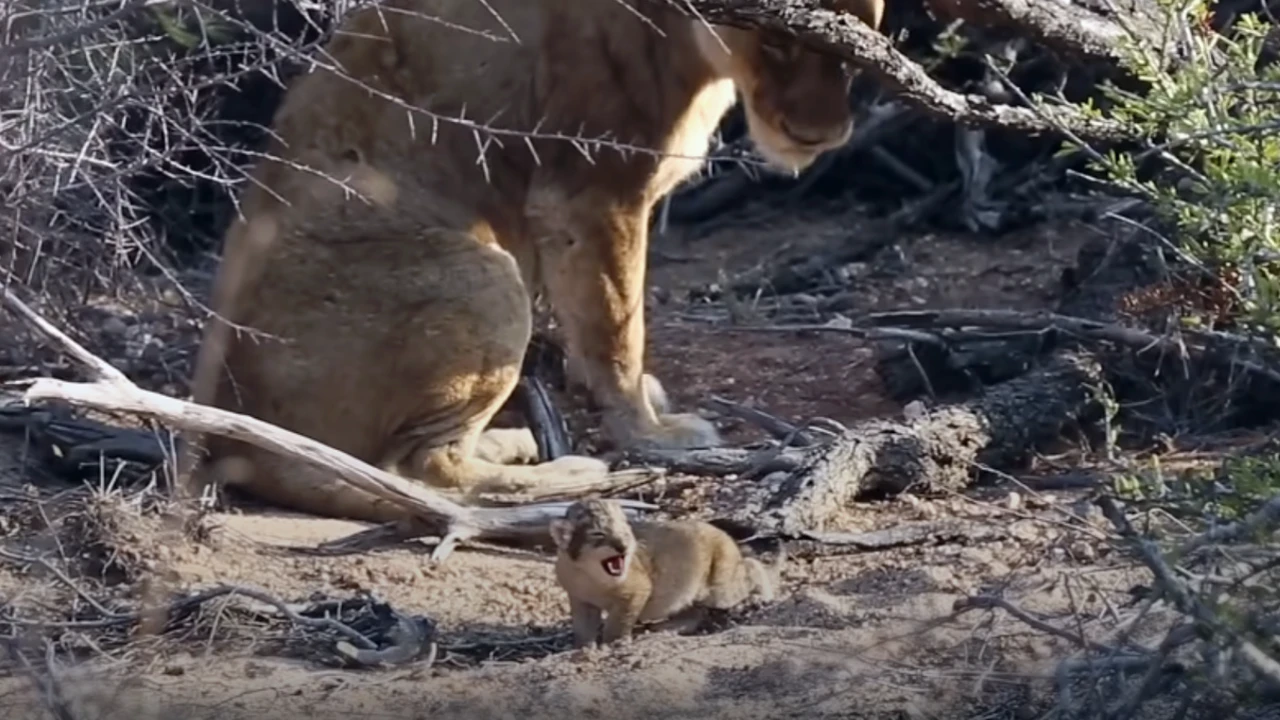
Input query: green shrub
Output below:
<box><xmin>1071</xmin><ymin>0</ymin><xmax>1280</xmax><ymax>334</ymax></box>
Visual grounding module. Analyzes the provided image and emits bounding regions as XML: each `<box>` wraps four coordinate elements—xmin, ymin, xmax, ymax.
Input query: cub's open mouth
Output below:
<box><xmin>601</xmin><ymin>555</ymin><xmax>625</xmax><ymax>577</ymax></box>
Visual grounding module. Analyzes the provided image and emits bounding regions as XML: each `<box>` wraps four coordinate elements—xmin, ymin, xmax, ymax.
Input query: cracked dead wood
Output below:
<box><xmin>1</xmin><ymin>285</ymin><xmax>656</xmax><ymax>561</ymax></box>
<box><xmin>722</xmin><ymin>352</ymin><xmax>1105</xmax><ymax>535</ymax></box>
<box><xmin>680</xmin><ymin>0</ymin><xmax>1130</xmax><ymax>140</ymax></box>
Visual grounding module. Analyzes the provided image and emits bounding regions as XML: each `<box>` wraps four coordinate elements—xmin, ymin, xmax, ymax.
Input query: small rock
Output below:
<box><xmin>959</xmin><ymin>547</ymin><xmax>995</xmax><ymax>565</ymax></box>
<box><xmin>986</xmin><ymin>560</ymin><xmax>1011</xmax><ymax>576</ymax></box>
<box><xmin>903</xmin><ymin>400</ymin><xmax>927</xmax><ymax>421</ymax></box>
<box><xmin>1005</xmin><ymin>491</ymin><xmax>1022</xmax><ymax>511</ymax></box>
<box><xmin>102</xmin><ymin>316</ymin><xmax>128</xmax><ymax>336</ymax></box>
<box><xmin>925</xmin><ymin>566</ymin><xmax>957</xmax><ymax>589</ymax></box>
<box><xmin>1009</xmin><ymin>520</ymin><xmax>1041</xmax><ymax>542</ymax></box>
<box><xmin>1069</xmin><ymin>539</ymin><xmax>1098</xmax><ymax>563</ymax></box>
<box><xmin>1068</xmin><ymin>499</ymin><xmax>1106</xmax><ymax>527</ymax></box>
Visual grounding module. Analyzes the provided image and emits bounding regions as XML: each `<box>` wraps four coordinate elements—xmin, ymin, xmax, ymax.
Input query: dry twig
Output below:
<box><xmin>1097</xmin><ymin>495</ymin><xmax>1280</xmax><ymax>693</ymax></box>
<box><xmin>2</xmin><ymin>579</ymin><xmax>436</xmax><ymax>669</ymax></box>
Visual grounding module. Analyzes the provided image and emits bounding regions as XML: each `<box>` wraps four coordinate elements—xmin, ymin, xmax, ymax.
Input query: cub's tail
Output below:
<box><xmin>706</xmin><ymin>517</ymin><xmax>787</xmax><ymax>603</ymax></box>
<box><xmin>742</xmin><ymin>537</ymin><xmax>787</xmax><ymax>603</ymax></box>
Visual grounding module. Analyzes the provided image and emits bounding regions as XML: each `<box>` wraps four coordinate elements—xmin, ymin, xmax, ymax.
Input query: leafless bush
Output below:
<box><xmin>0</xmin><ymin>0</ymin><xmax>351</xmax><ymax>313</ymax></box>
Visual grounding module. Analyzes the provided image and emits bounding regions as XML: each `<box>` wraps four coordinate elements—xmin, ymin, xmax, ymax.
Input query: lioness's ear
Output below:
<box><xmin>831</xmin><ymin>0</ymin><xmax>885</xmax><ymax>31</ymax></box>
<box><xmin>549</xmin><ymin>518</ymin><xmax>574</xmax><ymax>549</ymax></box>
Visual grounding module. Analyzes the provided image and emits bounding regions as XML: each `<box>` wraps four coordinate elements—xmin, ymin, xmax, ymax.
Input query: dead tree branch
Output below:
<box><xmin>866</xmin><ymin>308</ymin><xmax>1280</xmax><ymax>386</ymax></box>
<box><xmin>680</xmin><ymin>0</ymin><xmax>1130</xmax><ymax>139</ymax></box>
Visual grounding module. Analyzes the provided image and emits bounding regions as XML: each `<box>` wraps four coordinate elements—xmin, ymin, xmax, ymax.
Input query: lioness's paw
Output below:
<box><xmin>634</xmin><ymin>412</ymin><xmax>721</xmax><ymax>450</ymax></box>
<box><xmin>541</xmin><ymin>454</ymin><xmax>610</xmax><ymax>476</ymax></box>
<box><xmin>641</xmin><ymin>373</ymin><xmax>671</xmax><ymax>415</ymax></box>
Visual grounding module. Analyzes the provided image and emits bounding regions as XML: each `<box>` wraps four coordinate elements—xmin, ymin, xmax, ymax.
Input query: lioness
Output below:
<box><xmin>189</xmin><ymin>0</ymin><xmax>884</xmax><ymax>523</ymax></box>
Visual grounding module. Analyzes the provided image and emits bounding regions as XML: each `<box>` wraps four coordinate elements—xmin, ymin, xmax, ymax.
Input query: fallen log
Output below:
<box><xmin>724</xmin><ymin>351</ymin><xmax>1105</xmax><ymax>535</ymax></box>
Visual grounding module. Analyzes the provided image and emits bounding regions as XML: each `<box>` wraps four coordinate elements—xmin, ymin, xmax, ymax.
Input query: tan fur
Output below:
<box><xmin>188</xmin><ymin>0</ymin><xmax>885</xmax><ymax>523</ymax></box>
<box><xmin>549</xmin><ymin>498</ymin><xmax>781</xmax><ymax>647</ymax></box>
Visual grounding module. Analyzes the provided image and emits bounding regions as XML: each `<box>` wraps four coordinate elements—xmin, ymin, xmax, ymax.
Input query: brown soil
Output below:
<box><xmin>1</xmin><ymin>205</ymin><xmax>1193</xmax><ymax>720</ymax></box>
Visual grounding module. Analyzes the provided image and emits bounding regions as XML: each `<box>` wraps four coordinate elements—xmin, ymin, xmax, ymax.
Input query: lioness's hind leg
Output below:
<box><xmin>401</xmin><ymin>442</ymin><xmax>609</xmax><ymax>498</ymax></box>
<box><xmin>471</xmin><ymin>432</ymin><xmax>614</xmax><ymax>492</ymax></box>
<box><xmin>473</xmin><ymin>427</ymin><xmax>540</xmax><ymax>465</ymax></box>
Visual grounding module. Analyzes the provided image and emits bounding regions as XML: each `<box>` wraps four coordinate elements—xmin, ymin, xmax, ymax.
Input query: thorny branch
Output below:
<box><xmin>946</xmin><ymin>488</ymin><xmax>1280</xmax><ymax>715</ymax></box>
<box><xmin>1096</xmin><ymin>494</ymin><xmax>1280</xmax><ymax>691</ymax></box>
<box><xmin>0</xmin><ymin>0</ymin><xmax>1136</xmax><ymax>313</ymax></box>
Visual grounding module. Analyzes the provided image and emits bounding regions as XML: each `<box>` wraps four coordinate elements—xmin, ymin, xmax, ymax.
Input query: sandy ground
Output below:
<box><xmin>1</xmin><ymin>204</ymin><xmax>1189</xmax><ymax>719</ymax></box>
<box><xmin>0</xmin><ymin>488</ymin><xmax>1169</xmax><ymax>720</ymax></box>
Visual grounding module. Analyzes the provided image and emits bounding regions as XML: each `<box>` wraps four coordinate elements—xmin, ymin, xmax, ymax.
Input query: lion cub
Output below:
<box><xmin>550</xmin><ymin>498</ymin><xmax>781</xmax><ymax>648</ymax></box>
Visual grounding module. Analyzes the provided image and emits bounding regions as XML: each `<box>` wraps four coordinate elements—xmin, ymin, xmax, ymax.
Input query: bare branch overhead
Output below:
<box><xmin>677</xmin><ymin>0</ymin><xmax>1130</xmax><ymax>139</ymax></box>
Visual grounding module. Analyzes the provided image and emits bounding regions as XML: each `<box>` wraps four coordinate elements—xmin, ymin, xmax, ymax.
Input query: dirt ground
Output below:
<box><xmin>0</xmin><ymin>202</ymin><xmax>1197</xmax><ymax>719</ymax></box>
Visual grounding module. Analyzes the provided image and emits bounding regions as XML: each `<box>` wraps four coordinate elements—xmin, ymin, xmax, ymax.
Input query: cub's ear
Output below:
<box><xmin>549</xmin><ymin>518</ymin><xmax>574</xmax><ymax>550</ymax></box>
<box><xmin>831</xmin><ymin>0</ymin><xmax>885</xmax><ymax>31</ymax></box>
